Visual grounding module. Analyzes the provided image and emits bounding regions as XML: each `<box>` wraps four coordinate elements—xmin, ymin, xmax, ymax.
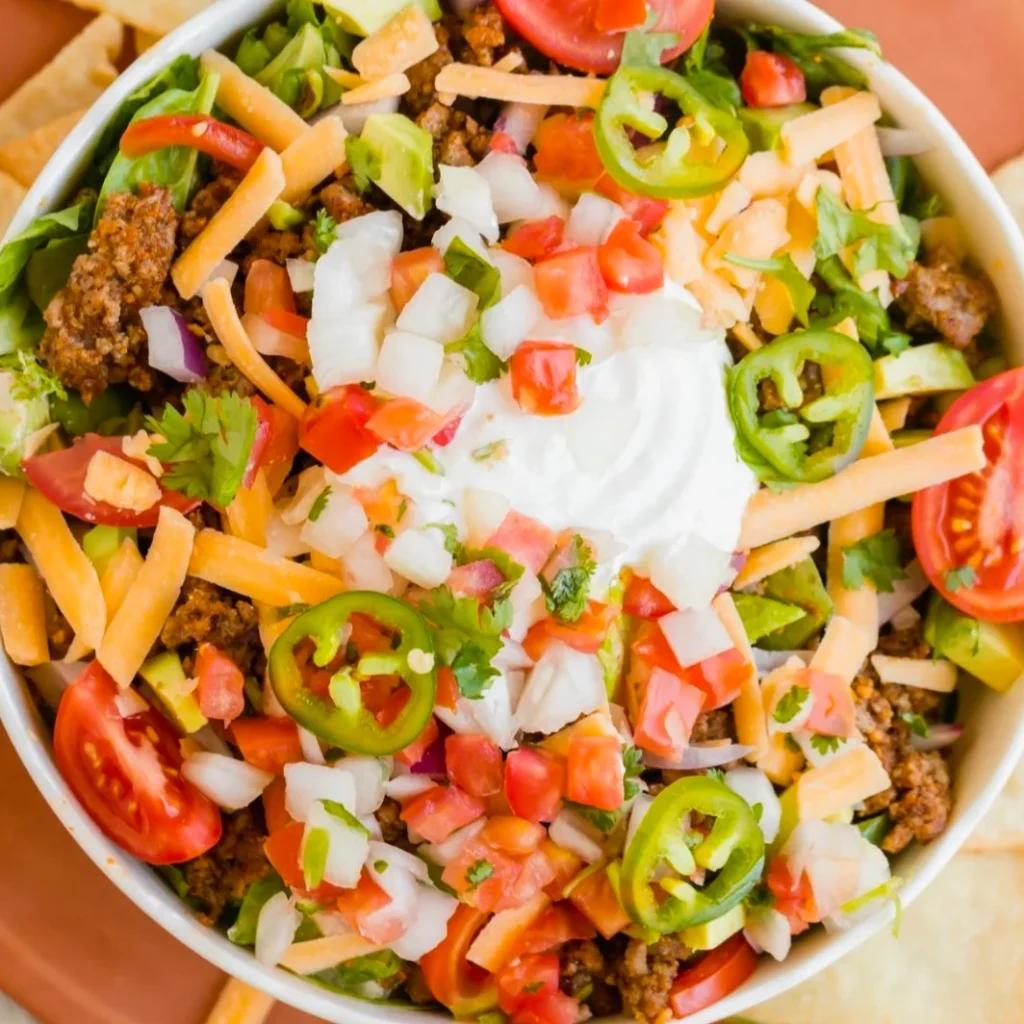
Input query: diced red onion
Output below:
<box><xmin>876</xmin><ymin>127</ymin><xmax>933</xmax><ymax>157</ymax></box>
<box><xmin>141</xmin><ymin>306</ymin><xmax>208</xmax><ymax>383</ymax></box>
<box><xmin>643</xmin><ymin>743</ymin><xmax>756</xmax><ymax>771</ymax></box>
<box><xmin>494</xmin><ymin>101</ymin><xmax>548</xmax><ymax>154</ymax></box>
<box><xmin>241</xmin><ymin>312</ymin><xmax>309</xmax><ymax>363</ymax></box>
<box><xmin>411</xmin><ymin>723</ymin><xmax>449</xmax><ymax>774</ymax></box>
<box><xmin>909</xmin><ymin>721</ymin><xmax>964</xmax><ymax>752</ymax></box>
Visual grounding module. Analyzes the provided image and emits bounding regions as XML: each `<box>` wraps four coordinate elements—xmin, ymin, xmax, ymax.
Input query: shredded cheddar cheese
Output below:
<box><xmin>83</xmin><ymin>450</ymin><xmax>162</xmax><ymax>513</ymax></box>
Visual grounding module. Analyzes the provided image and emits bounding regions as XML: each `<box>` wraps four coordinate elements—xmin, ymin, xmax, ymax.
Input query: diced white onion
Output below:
<box><xmin>753</xmin><ymin>649</ymin><xmax>810</xmax><ymax>675</ymax></box>
<box><xmin>114</xmin><ymin>688</ymin><xmax>150</xmax><ymax>718</ymax></box>
<box><xmin>876</xmin><ymin>126</ymin><xmax>933</xmax><ymax>157</ymax></box>
<box><xmin>341</xmin><ymin>530</ymin><xmax>395</xmax><ymax>593</ymax></box>
<box><xmin>333</xmin><ymin>757</ymin><xmax>388</xmax><ymax>816</ymax></box>
<box><xmin>255</xmin><ymin>892</ymin><xmax>300</xmax><ymax>967</ymax></box>
<box><xmin>745</xmin><ymin>906</ymin><xmax>792</xmax><ymax>961</ymax></box>
<box><xmin>300</xmin><ymin>485</ymin><xmax>369</xmax><ymax>558</ymax></box>
<box><xmin>462</xmin><ymin>487</ymin><xmax>511</xmax><ymax>548</ymax></box>
<box><xmin>362</xmin><ymin>857</ymin><xmax>420</xmax><ymax>938</ymax></box>
<box><xmin>311</xmin><ymin>909</ymin><xmax>353</xmax><ymax>937</ymax></box>
<box><xmin>191</xmin><ymin>724</ymin><xmax>233</xmax><ymax>756</ymax></box>
<box><xmin>462</xmin><ymin>671</ymin><xmax>518</xmax><ymax>750</ymax></box>
<box><xmin>375</xmin><ymin>330</ymin><xmax>446</xmax><ymax>403</ymax></box>
<box><xmin>181</xmin><ymin>752</ymin><xmax>272</xmax><ymax>810</ymax></box>
<box><xmin>475</xmin><ymin>152</ymin><xmax>545</xmax><ymax>223</ymax></box>
<box><xmin>420</xmin><ymin>818</ymin><xmax>487</xmax><ymax>866</ymax></box>
<box><xmin>312</xmin><ymin>241</ymin><xmax>392</xmax><ymax>316</ymax></box>
<box><xmin>425</xmin><ymin>362</ymin><xmax>476</xmax><ymax>416</ymax></box>
<box><xmin>567</xmin><ymin>192</ymin><xmax>626</xmax><ymax>247</ymax></box>
<box><xmin>324</xmin><ymin>94</ymin><xmax>401</xmax><ymax>135</ymax></box>
<box><xmin>725</xmin><ymin>767</ymin><xmax>782</xmax><ymax>844</ymax></box>
<box><xmin>433</xmin><ymin>218</ymin><xmax>491</xmax><ymax>262</ymax></box>
<box><xmin>625</xmin><ymin>792</ymin><xmax>654</xmax><ymax>852</ymax></box>
<box><xmin>508</xmin><ymin>571</ymin><xmax>546</xmax><ymax>644</ymax></box>
<box><xmin>385</xmin><ymin>774</ymin><xmax>437</xmax><ymax>802</ymax></box>
<box><xmin>391</xmin><ymin>884</ymin><xmax>459</xmax><ymax>960</ymax></box>
<box><xmin>298</xmin><ymin>726</ymin><xmax>326</xmax><ymax>765</ymax></box>
<box><xmin>514</xmin><ymin>642</ymin><xmax>606</xmax><ymax>735</ymax></box>
<box><xmin>890</xmin><ymin>605</ymin><xmax>921</xmax><ymax>631</ymax></box>
<box><xmin>264</xmin><ymin>512</ymin><xmax>310</xmax><ymax>559</ymax></box>
<box><xmin>533</xmin><ymin>181</ymin><xmax>570</xmax><ymax>220</ymax></box>
<box><xmin>646</xmin><ymin>533</ymin><xmax>734</xmax><ymax>611</ymax></box>
<box><xmin>308</xmin><ymin>301</ymin><xmax>389</xmax><ymax>390</ymax></box>
<box><xmin>287</xmin><ymin>258</ymin><xmax>316</xmax><ymax>293</ymax></box>
<box><xmin>658</xmin><ymin>606</ymin><xmax>734</xmax><ymax>668</ymax></box>
<box><xmin>367</xmin><ymin>841</ymin><xmax>431</xmax><ymax>882</ymax></box>
<box><xmin>280</xmin><ymin>467</ymin><xmax>328</xmax><ymax>526</ymax></box>
<box><xmin>488</xmin><ymin>247</ymin><xmax>534</xmax><ymax>297</ymax></box>
<box><xmin>396</xmin><ymin>272</ymin><xmax>479</xmax><ymax>344</ymax></box>
<box><xmin>284</xmin><ymin>762</ymin><xmax>358</xmax><ymax>823</ymax></box>
<box><xmin>549</xmin><ymin>808</ymin><xmax>604</xmax><ymax>863</ymax></box>
<box><xmin>334</xmin><ymin>210</ymin><xmax>405</xmax><ymax>260</ymax></box>
<box><xmin>481</xmin><ymin>285</ymin><xmax>542</xmax><ymax>361</ymax></box>
<box><xmin>435</xmin><ymin>165</ymin><xmax>499</xmax><ymax>242</ymax></box>
<box><xmin>384</xmin><ymin>529</ymin><xmax>453</xmax><ymax>589</ymax></box>
<box><xmin>306</xmin><ymin>800</ymin><xmax>369</xmax><ymax>889</ymax></box>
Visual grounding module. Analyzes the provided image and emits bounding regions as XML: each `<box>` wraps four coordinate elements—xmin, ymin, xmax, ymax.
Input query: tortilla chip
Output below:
<box><xmin>0</xmin><ymin>15</ymin><xmax>122</xmax><ymax>147</ymax></box>
<box><xmin>0</xmin><ymin>109</ymin><xmax>85</xmax><ymax>189</ymax></box>
<box><xmin>135</xmin><ymin>28</ymin><xmax>162</xmax><ymax>54</ymax></box>
<box><xmin>962</xmin><ymin>754</ymin><xmax>1024</xmax><ymax>852</ymax></box>
<box><xmin>61</xmin><ymin>0</ymin><xmax>211</xmax><ymax>36</ymax></box>
<box><xmin>0</xmin><ymin>172</ymin><xmax>28</xmax><ymax>239</ymax></box>
<box><xmin>752</xmin><ymin>854</ymin><xmax>1024</xmax><ymax>1024</ymax></box>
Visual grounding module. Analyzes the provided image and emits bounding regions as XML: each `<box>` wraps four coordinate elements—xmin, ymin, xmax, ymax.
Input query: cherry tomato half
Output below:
<box><xmin>740</xmin><ymin>50</ymin><xmax>808</xmax><ymax>108</ymax></box>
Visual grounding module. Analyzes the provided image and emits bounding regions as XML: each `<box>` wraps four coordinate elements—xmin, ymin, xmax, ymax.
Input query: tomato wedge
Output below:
<box><xmin>23</xmin><ymin>434</ymin><xmax>200</xmax><ymax>527</ymax></box>
<box><xmin>740</xmin><ymin>51</ymin><xmax>808</xmax><ymax>108</ymax></box>
<box><xmin>120</xmin><ymin>115</ymin><xmax>265</xmax><ymax>171</ymax></box>
<box><xmin>913</xmin><ymin>367</ymin><xmax>1024</xmax><ymax>621</ymax></box>
<box><xmin>494</xmin><ymin>0</ymin><xmax>714</xmax><ymax>74</ymax></box>
<box><xmin>54</xmin><ymin>663</ymin><xmax>222</xmax><ymax>864</ymax></box>
<box><xmin>668</xmin><ymin>935</ymin><xmax>759</xmax><ymax>1017</ymax></box>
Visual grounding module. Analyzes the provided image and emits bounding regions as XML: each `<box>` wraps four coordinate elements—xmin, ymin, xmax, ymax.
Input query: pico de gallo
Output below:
<box><xmin>0</xmin><ymin>1</ymin><xmax>1019</xmax><ymax>1022</ymax></box>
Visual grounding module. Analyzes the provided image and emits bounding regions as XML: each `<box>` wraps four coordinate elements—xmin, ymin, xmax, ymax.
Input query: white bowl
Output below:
<box><xmin>4</xmin><ymin>1</ymin><xmax>1024</xmax><ymax>1021</ymax></box>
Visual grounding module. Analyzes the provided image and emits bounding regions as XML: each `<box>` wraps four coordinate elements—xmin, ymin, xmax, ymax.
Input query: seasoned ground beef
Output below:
<box><xmin>561</xmin><ymin>940</ymin><xmax>622</xmax><ymax>1018</ymax></box>
<box><xmin>377</xmin><ymin>796</ymin><xmax>415</xmax><ymax>851</ymax></box>
<box><xmin>184</xmin><ymin>808</ymin><xmax>269</xmax><ymax>925</ymax></box>
<box><xmin>893</xmin><ymin>252</ymin><xmax>998</xmax><ymax>350</ymax></box>
<box><xmin>0</xmin><ymin>531</ymin><xmax>20</xmax><ymax>564</ymax></box>
<box><xmin>160</xmin><ymin>578</ymin><xmax>263</xmax><ymax>676</ymax></box>
<box><xmin>203</xmin><ymin>360</ymin><xmax>257</xmax><ymax>399</ymax></box>
<box><xmin>610</xmin><ymin>935</ymin><xmax>690</xmax><ymax>1024</ymax></box>
<box><xmin>461</xmin><ymin>3</ymin><xmax>508</xmax><ymax>65</ymax></box>
<box><xmin>319</xmin><ymin>178</ymin><xmax>375</xmax><ymax>224</ymax></box>
<box><xmin>40</xmin><ymin>184</ymin><xmax>178</xmax><ymax>401</ymax></box>
<box><xmin>179</xmin><ymin>175</ymin><xmax>238</xmax><ymax>247</ymax></box>
<box><xmin>691</xmin><ymin>706</ymin><xmax>735</xmax><ymax>744</ymax></box>
<box><xmin>242</xmin><ymin>225</ymin><xmax>308</xmax><ymax>273</ymax></box>
<box><xmin>397</xmin><ymin>964</ymin><xmax>435</xmax><ymax>1005</ymax></box>
<box><xmin>853</xmin><ymin>670</ymin><xmax>952</xmax><ymax>853</ymax></box>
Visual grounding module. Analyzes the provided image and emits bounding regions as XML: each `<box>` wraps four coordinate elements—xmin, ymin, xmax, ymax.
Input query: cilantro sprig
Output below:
<box><xmin>541</xmin><ymin>535</ymin><xmax>597</xmax><ymax>624</ymax></box>
<box><xmin>841</xmin><ymin>530</ymin><xmax>907</xmax><ymax>593</ymax></box>
<box><xmin>773</xmin><ymin>685</ymin><xmax>810</xmax><ymax>725</ymax></box>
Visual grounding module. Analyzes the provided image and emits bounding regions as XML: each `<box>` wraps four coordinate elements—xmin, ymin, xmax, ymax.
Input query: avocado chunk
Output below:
<box><xmin>351</xmin><ymin>114</ymin><xmax>434</xmax><ymax>221</ymax></box>
<box><xmin>873</xmin><ymin>341</ymin><xmax>975</xmax><ymax>400</ymax></box>
<box><xmin>924</xmin><ymin>594</ymin><xmax>1024</xmax><ymax>692</ymax></box>
<box><xmin>681</xmin><ymin>904</ymin><xmax>746</xmax><ymax>950</ymax></box>
<box><xmin>733</xmin><ymin>593</ymin><xmax>807</xmax><ymax>645</ymax></box>
<box><xmin>758</xmin><ymin>557</ymin><xmax>833</xmax><ymax>651</ymax></box>
<box><xmin>267</xmin><ymin>200</ymin><xmax>307</xmax><ymax>231</ymax></box>
<box><xmin>82</xmin><ymin>525</ymin><xmax>137</xmax><ymax>577</ymax></box>
<box><xmin>140</xmin><ymin>651</ymin><xmax>208</xmax><ymax>733</ymax></box>
<box><xmin>324</xmin><ymin>0</ymin><xmax>441</xmax><ymax>36</ymax></box>
<box><xmin>738</xmin><ymin>103</ymin><xmax>815</xmax><ymax>153</ymax></box>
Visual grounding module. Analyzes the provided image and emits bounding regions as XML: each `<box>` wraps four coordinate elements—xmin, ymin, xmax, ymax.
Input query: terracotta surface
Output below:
<box><xmin>1</xmin><ymin>1</ymin><xmax>1024</xmax><ymax>1023</ymax></box>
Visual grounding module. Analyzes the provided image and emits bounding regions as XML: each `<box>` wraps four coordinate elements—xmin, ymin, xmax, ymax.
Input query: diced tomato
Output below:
<box><xmin>248</xmin><ymin>395</ymin><xmax>299</xmax><ymax>488</ymax></box>
<box><xmin>631</xmin><ymin>619</ymin><xmax>683</xmax><ymax>674</ymax></box>
<box><xmin>566</xmin><ymin>734</ymin><xmax>624</xmax><ymax>811</ymax></box>
<box><xmin>497</xmin><ymin>848</ymin><xmax>557</xmax><ymax>912</ymax></box>
<box><xmin>512</xmin><ymin>901</ymin><xmax>595</xmax><ymax>958</ymax></box>
<box><xmin>497</xmin><ymin>953</ymin><xmax>560</xmax><ymax>1015</ymax></box>
<box><xmin>766</xmin><ymin>856</ymin><xmax>819</xmax><ymax>935</ymax></box>
<box><xmin>232</xmin><ymin>716</ymin><xmax>303</xmax><ymax>775</ymax></box>
<box><xmin>491</xmin><ymin>130</ymin><xmax>521</xmax><ymax>155</ymax></box>
<box><xmin>261</xmin><ymin>776</ymin><xmax>294</xmax><ymax>835</ymax></box>
<box><xmin>335</xmin><ymin>869</ymin><xmax>395</xmax><ymax>941</ymax></box>
<box><xmin>298</xmin><ymin>384</ymin><xmax>380</xmax><ymax>474</ymax></box>
<box><xmin>348</xmin><ymin>612</ymin><xmax>394</xmax><ymax>656</ymax></box>
<box><xmin>633</xmin><ymin>667</ymin><xmax>706</xmax><ymax>761</ymax></box>
<box><xmin>420</xmin><ymin>905</ymin><xmax>499</xmax><ymax>1016</ymax></box>
<box><xmin>486</xmin><ymin>510</ymin><xmax>557</xmax><ymax>575</ymax></box>
<box><xmin>668</xmin><ymin>935</ymin><xmax>759</xmax><ymax>1017</ymax></box>
<box><xmin>623</xmin><ymin>574</ymin><xmax>675</xmax><ymax>619</ymax></box>
<box><xmin>367</xmin><ymin>397</ymin><xmax>446</xmax><ymax>451</ymax></box>
<box><xmin>594</xmin><ymin>0</ymin><xmax>646</xmax><ymax>32</ymax></box>
<box><xmin>512</xmin><ymin>990</ymin><xmax>580</xmax><ymax>1024</ymax></box>
<box><xmin>264</xmin><ymin>822</ymin><xmax>347</xmax><ymax>900</ymax></box>
<box><xmin>353</xmin><ymin>478</ymin><xmax>409</xmax><ymax>554</ymax></box>
<box><xmin>262</xmin><ymin>307</ymin><xmax>310</xmax><ymax>340</ymax></box>
<box><xmin>540</xmin><ymin>840</ymin><xmax>584</xmax><ymax>900</ymax></box>
<box><xmin>534</xmin><ymin>247</ymin><xmax>609</xmax><ymax>320</ymax></box>
<box><xmin>435</xmin><ymin>666</ymin><xmax>460</xmax><ymax>713</ymax></box>
<box><xmin>391</xmin><ymin>247</ymin><xmax>445</xmax><ymax>313</ymax></box>
<box><xmin>740</xmin><ymin>50</ymin><xmax>808</xmax><ymax>108</ymax></box>
<box><xmin>195</xmin><ymin>643</ymin><xmax>245</xmax><ymax>724</ymax></box>
<box><xmin>503</xmin><ymin>216</ymin><xmax>566</xmax><ymax>262</ymax></box>
<box><xmin>432</xmin><ymin>411</ymin><xmax>464</xmax><ymax>448</ymax></box>
<box><xmin>686</xmin><ymin>648</ymin><xmax>750</xmax><ymax>711</ymax></box>
<box><xmin>568</xmin><ymin>865</ymin><xmax>631</xmax><ymax>940</ymax></box>
<box><xmin>442</xmin><ymin>837</ymin><xmax>524</xmax><ymax>913</ymax></box>
<box><xmin>532</xmin><ymin>113</ymin><xmax>604</xmax><ymax>195</ymax></box>
<box><xmin>120</xmin><ymin>114</ymin><xmax>265</xmax><ymax>171</ymax></box>
<box><xmin>447</xmin><ymin>733</ymin><xmax>504</xmax><ymax>798</ymax></box>
<box><xmin>797</xmin><ymin>668</ymin><xmax>857</xmax><ymax>738</ymax></box>
<box><xmin>597</xmin><ymin>219</ymin><xmax>664</xmax><ymax>294</ymax></box>
<box><xmin>244</xmin><ymin>259</ymin><xmax>296</xmax><ymax>315</ymax></box>
<box><xmin>401</xmin><ymin>784</ymin><xmax>486</xmax><ymax>843</ymax></box>
<box><xmin>595</xmin><ymin>174</ymin><xmax>670</xmax><ymax>236</ymax></box>
<box><xmin>448</xmin><ymin>559</ymin><xmax>506</xmax><ymax>600</ymax></box>
<box><xmin>510</xmin><ymin>341</ymin><xmax>581</xmax><ymax>416</ymax></box>
<box><xmin>396</xmin><ymin>714</ymin><xmax>441</xmax><ymax>768</ymax></box>
<box><xmin>481</xmin><ymin>815</ymin><xmax>546</xmax><ymax>856</ymax></box>
<box><xmin>504</xmin><ymin>747</ymin><xmax>565</xmax><ymax>823</ymax></box>
<box><xmin>523</xmin><ymin>601</ymin><xmax>620</xmax><ymax>660</ymax></box>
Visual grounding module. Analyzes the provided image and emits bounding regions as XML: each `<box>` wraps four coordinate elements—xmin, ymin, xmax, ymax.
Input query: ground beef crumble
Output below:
<box><xmin>377</xmin><ymin>796</ymin><xmax>415</xmax><ymax>852</ymax></box>
<box><xmin>609</xmin><ymin>935</ymin><xmax>690</xmax><ymax>1024</ymax></box>
<box><xmin>561</xmin><ymin>940</ymin><xmax>622</xmax><ymax>1018</ymax></box>
<box><xmin>159</xmin><ymin>578</ymin><xmax>263</xmax><ymax>677</ymax></box>
<box><xmin>183</xmin><ymin>808</ymin><xmax>269</xmax><ymax>925</ymax></box>
<box><xmin>40</xmin><ymin>183</ymin><xmax>178</xmax><ymax>402</ymax></box>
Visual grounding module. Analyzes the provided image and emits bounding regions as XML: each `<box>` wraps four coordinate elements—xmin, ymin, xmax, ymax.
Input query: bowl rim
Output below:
<box><xmin>4</xmin><ymin>1</ymin><xmax>1024</xmax><ymax>1022</ymax></box>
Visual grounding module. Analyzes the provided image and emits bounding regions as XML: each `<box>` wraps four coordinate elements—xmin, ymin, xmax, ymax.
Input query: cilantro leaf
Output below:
<box><xmin>312</xmin><ymin>208</ymin><xmax>337</xmax><ymax>255</ymax></box>
<box><xmin>900</xmin><ymin>712</ymin><xmax>930</xmax><ymax>738</ymax></box>
<box><xmin>466</xmin><ymin>859</ymin><xmax>495</xmax><ymax>887</ymax></box>
<box><xmin>944</xmin><ymin>565</ymin><xmax>977</xmax><ymax>592</ymax></box>
<box><xmin>375</xmin><ymin>524</ymin><xmax>394</xmax><ymax>538</ymax></box>
<box><xmin>809</xmin><ymin>734</ymin><xmax>841</xmax><ymax>755</ymax></box>
<box><xmin>725</xmin><ymin>252</ymin><xmax>816</xmax><ymax>327</ymax></box>
<box><xmin>446</xmin><ymin>322</ymin><xmax>505</xmax><ymax>385</ymax></box>
<box><xmin>451</xmin><ymin>641</ymin><xmax>500</xmax><ymax>699</ymax></box>
<box><xmin>444</xmin><ymin>238</ymin><xmax>501</xmax><ymax>310</ymax></box>
<box><xmin>308</xmin><ymin>486</ymin><xmax>331</xmax><ymax>522</ymax></box>
<box><xmin>773</xmin><ymin>685</ymin><xmax>810</xmax><ymax>724</ymax></box>
<box><xmin>345</xmin><ymin>135</ymin><xmax>380</xmax><ymax>194</ymax></box>
<box><xmin>841</xmin><ymin>530</ymin><xmax>907</xmax><ymax>593</ymax></box>
<box><xmin>706</xmin><ymin>767</ymin><xmax>726</xmax><ymax>784</ymax></box>
<box><xmin>541</xmin><ymin>534</ymin><xmax>597</xmax><ymax>624</ymax></box>
<box><xmin>565</xmin><ymin>801</ymin><xmax>620</xmax><ymax>833</ymax></box>
<box><xmin>147</xmin><ymin>389</ymin><xmax>257</xmax><ymax>507</ymax></box>
<box><xmin>575</xmin><ymin>347</ymin><xmax>593</xmax><ymax>367</ymax></box>
<box><xmin>623</xmin><ymin>745</ymin><xmax>644</xmax><ymax>801</ymax></box>
<box><xmin>882</xmin><ymin>332</ymin><xmax>912</xmax><ymax>357</ymax></box>
<box><xmin>425</xmin><ymin>521</ymin><xmax>461</xmax><ymax>556</ymax></box>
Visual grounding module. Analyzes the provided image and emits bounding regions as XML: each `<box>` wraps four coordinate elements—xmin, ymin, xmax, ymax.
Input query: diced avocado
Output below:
<box><xmin>759</xmin><ymin>557</ymin><xmax>833</xmax><ymax>651</ymax></box>
<box><xmin>924</xmin><ymin>594</ymin><xmax>1024</xmax><ymax>692</ymax></box>
<box><xmin>25</xmin><ymin>235</ymin><xmax>89</xmax><ymax>312</ymax></box>
<box><xmin>738</xmin><ymin>103</ymin><xmax>815</xmax><ymax>153</ymax></box>
<box><xmin>355</xmin><ymin>114</ymin><xmax>434</xmax><ymax>221</ymax></box>
<box><xmin>873</xmin><ymin>342</ymin><xmax>975</xmax><ymax>399</ymax></box>
<box><xmin>681</xmin><ymin>904</ymin><xmax>746</xmax><ymax>951</ymax></box>
<box><xmin>140</xmin><ymin>651</ymin><xmax>208</xmax><ymax>733</ymax></box>
<box><xmin>324</xmin><ymin>0</ymin><xmax>441</xmax><ymax>36</ymax></box>
<box><xmin>733</xmin><ymin>593</ymin><xmax>807</xmax><ymax>645</ymax></box>
<box><xmin>856</xmin><ymin>813</ymin><xmax>891</xmax><ymax>846</ymax></box>
<box><xmin>891</xmin><ymin>428</ymin><xmax>932</xmax><ymax>448</ymax></box>
<box><xmin>82</xmin><ymin>525</ymin><xmax>137</xmax><ymax>577</ymax></box>
<box><xmin>268</xmin><ymin>200</ymin><xmax>307</xmax><ymax>231</ymax></box>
